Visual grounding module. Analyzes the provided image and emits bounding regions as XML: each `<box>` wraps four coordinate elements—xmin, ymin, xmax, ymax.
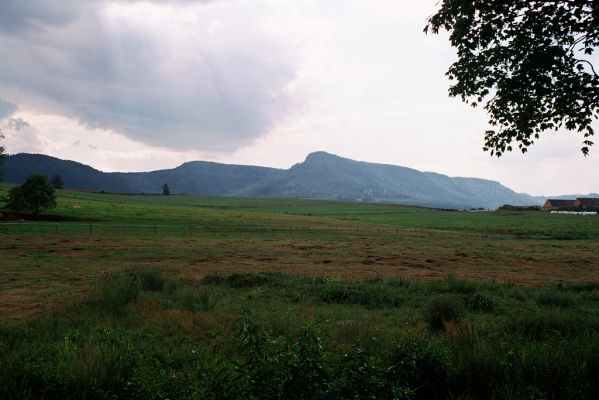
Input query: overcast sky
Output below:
<box><xmin>0</xmin><ymin>0</ymin><xmax>597</xmax><ymax>195</ymax></box>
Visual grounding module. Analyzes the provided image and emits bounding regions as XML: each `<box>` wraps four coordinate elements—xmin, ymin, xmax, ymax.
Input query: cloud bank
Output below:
<box><xmin>0</xmin><ymin>0</ymin><xmax>300</xmax><ymax>151</ymax></box>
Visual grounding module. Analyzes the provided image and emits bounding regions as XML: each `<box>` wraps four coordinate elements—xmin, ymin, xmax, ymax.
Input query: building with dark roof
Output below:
<box><xmin>542</xmin><ymin>199</ymin><xmax>576</xmax><ymax>210</ymax></box>
<box><xmin>573</xmin><ymin>198</ymin><xmax>599</xmax><ymax>210</ymax></box>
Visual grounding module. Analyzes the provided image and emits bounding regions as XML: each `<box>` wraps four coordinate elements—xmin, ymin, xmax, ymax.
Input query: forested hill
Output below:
<box><xmin>2</xmin><ymin>152</ymin><xmax>538</xmax><ymax>209</ymax></box>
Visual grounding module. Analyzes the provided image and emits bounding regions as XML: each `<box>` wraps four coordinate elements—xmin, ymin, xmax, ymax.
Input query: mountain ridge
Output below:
<box><xmin>2</xmin><ymin>151</ymin><xmax>541</xmax><ymax>209</ymax></box>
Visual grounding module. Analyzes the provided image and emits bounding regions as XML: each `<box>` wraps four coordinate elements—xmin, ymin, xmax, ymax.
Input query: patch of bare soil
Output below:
<box><xmin>0</xmin><ymin>288</ymin><xmax>45</xmax><ymax>319</ymax></box>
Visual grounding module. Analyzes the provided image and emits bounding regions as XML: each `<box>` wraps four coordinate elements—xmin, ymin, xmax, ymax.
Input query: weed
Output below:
<box><xmin>175</xmin><ymin>287</ymin><xmax>217</xmax><ymax>312</ymax></box>
<box><xmin>129</xmin><ymin>267</ymin><xmax>168</xmax><ymax>292</ymax></box>
<box><xmin>467</xmin><ymin>292</ymin><xmax>495</xmax><ymax>312</ymax></box>
<box><xmin>536</xmin><ymin>290</ymin><xmax>576</xmax><ymax>308</ymax></box>
<box><xmin>89</xmin><ymin>272</ymin><xmax>141</xmax><ymax>316</ymax></box>
<box><xmin>388</xmin><ymin>338</ymin><xmax>449</xmax><ymax>400</ymax></box>
<box><xmin>202</xmin><ymin>273</ymin><xmax>270</xmax><ymax>288</ymax></box>
<box><xmin>445</xmin><ymin>274</ymin><xmax>478</xmax><ymax>294</ymax></box>
<box><xmin>422</xmin><ymin>295</ymin><xmax>464</xmax><ymax>331</ymax></box>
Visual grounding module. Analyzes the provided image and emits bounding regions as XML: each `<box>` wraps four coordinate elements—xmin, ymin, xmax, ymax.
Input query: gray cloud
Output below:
<box><xmin>0</xmin><ymin>0</ymin><xmax>80</xmax><ymax>34</ymax></box>
<box><xmin>8</xmin><ymin>118</ymin><xmax>30</xmax><ymax>131</ymax></box>
<box><xmin>0</xmin><ymin>0</ymin><xmax>299</xmax><ymax>152</ymax></box>
<box><xmin>0</xmin><ymin>99</ymin><xmax>17</xmax><ymax>119</ymax></box>
<box><xmin>1</xmin><ymin>118</ymin><xmax>45</xmax><ymax>153</ymax></box>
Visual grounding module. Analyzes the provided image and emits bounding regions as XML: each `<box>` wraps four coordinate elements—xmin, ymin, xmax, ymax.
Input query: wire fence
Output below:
<box><xmin>0</xmin><ymin>221</ymin><xmax>567</xmax><ymax>240</ymax></box>
<box><xmin>0</xmin><ymin>221</ymin><xmax>411</xmax><ymax>238</ymax></box>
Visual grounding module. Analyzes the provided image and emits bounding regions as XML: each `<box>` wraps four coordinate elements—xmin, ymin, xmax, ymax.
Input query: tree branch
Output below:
<box><xmin>575</xmin><ymin>59</ymin><xmax>599</xmax><ymax>78</ymax></box>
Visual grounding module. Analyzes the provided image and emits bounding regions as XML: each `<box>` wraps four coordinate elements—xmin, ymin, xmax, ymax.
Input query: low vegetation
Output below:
<box><xmin>1</xmin><ymin>272</ymin><xmax>599</xmax><ymax>399</ymax></box>
<box><xmin>1</xmin><ymin>184</ymin><xmax>598</xmax><ymax>398</ymax></box>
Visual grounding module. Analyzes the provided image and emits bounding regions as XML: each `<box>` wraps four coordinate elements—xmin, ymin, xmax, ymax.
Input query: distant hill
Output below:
<box><xmin>2</xmin><ymin>151</ymin><xmax>540</xmax><ymax>209</ymax></box>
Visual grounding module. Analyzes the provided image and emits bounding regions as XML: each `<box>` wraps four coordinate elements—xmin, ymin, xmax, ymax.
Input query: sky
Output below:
<box><xmin>0</xmin><ymin>0</ymin><xmax>597</xmax><ymax>196</ymax></box>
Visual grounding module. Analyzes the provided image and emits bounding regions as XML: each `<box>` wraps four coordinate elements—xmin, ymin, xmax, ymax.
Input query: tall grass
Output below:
<box><xmin>2</xmin><ymin>272</ymin><xmax>599</xmax><ymax>399</ymax></box>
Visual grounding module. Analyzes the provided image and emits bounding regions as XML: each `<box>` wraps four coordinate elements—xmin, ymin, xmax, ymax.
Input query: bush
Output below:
<box><xmin>502</xmin><ymin>310</ymin><xmax>596</xmax><ymax>340</ymax></box>
<box><xmin>175</xmin><ymin>287</ymin><xmax>217</xmax><ymax>312</ymax></box>
<box><xmin>202</xmin><ymin>273</ymin><xmax>270</xmax><ymax>288</ymax></box>
<box><xmin>467</xmin><ymin>292</ymin><xmax>495</xmax><ymax>312</ymax></box>
<box><xmin>315</xmin><ymin>282</ymin><xmax>402</xmax><ymax>308</ymax></box>
<box><xmin>445</xmin><ymin>274</ymin><xmax>478</xmax><ymax>294</ymax></box>
<box><xmin>536</xmin><ymin>290</ymin><xmax>575</xmax><ymax>308</ymax></box>
<box><xmin>130</xmin><ymin>267</ymin><xmax>168</xmax><ymax>292</ymax></box>
<box><xmin>90</xmin><ymin>273</ymin><xmax>141</xmax><ymax>316</ymax></box>
<box><xmin>422</xmin><ymin>295</ymin><xmax>464</xmax><ymax>331</ymax></box>
<box><xmin>388</xmin><ymin>338</ymin><xmax>449</xmax><ymax>400</ymax></box>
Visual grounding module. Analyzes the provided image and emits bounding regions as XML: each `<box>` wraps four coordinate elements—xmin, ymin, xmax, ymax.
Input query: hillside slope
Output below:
<box><xmin>2</xmin><ymin>152</ymin><xmax>537</xmax><ymax>208</ymax></box>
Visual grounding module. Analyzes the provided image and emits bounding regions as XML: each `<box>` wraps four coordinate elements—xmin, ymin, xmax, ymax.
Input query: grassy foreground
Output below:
<box><xmin>1</xmin><ymin>185</ymin><xmax>599</xmax><ymax>399</ymax></box>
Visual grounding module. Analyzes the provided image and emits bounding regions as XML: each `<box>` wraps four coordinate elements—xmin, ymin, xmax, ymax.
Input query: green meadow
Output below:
<box><xmin>1</xmin><ymin>183</ymin><xmax>599</xmax><ymax>399</ymax></box>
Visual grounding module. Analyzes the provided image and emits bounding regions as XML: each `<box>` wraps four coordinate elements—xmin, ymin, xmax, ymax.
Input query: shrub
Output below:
<box><xmin>175</xmin><ymin>287</ymin><xmax>217</xmax><ymax>312</ymax></box>
<box><xmin>90</xmin><ymin>273</ymin><xmax>141</xmax><ymax>316</ymax></box>
<box><xmin>315</xmin><ymin>282</ymin><xmax>402</xmax><ymax>308</ymax></box>
<box><xmin>422</xmin><ymin>295</ymin><xmax>464</xmax><ymax>331</ymax></box>
<box><xmin>130</xmin><ymin>267</ymin><xmax>168</xmax><ymax>292</ymax></box>
<box><xmin>445</xmin><ymin>274</ymin><xmax>478</xmax><ymax>294</ymax></box>
<box><xmin>536</xmin><ymin>290</ymin><xmax>575</xmax><ymax>308</ymax></box>
<box><xmin>388</xmin><ymin>338</ymin><xmax>449</xmax><ymax>400</ymax></box>
<box><xmin>467</xmin><ymin>292</ymin><xmax>495</xmax><ymax>312</ymax></box>
<box><xmin>202</xmin><ymin>273</ymin><xmax>270</xmax><ymax>288</ymax></box>
<box><xmin>502</xmin><ymin>310</ymin><xmax>596</xmax><ymax>340</ymax></box>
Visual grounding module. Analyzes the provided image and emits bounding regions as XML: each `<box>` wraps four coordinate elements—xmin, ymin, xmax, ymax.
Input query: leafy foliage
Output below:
<box><xmin>422</xmin><ymin>294</ymin><xmax>465</xmax><ymax>331</ymax></box>
<box><xmin>162</xmin><ymin>183</ymin><xmax>170</xmax><ymax>195</ymax></box>
<box><xmin>4</xmin><ymin>174</ymin><xmax>57</xmax><ymax>215</ymax></box>
<box><xmin>51</xmin><ymin>174</ymin><xmax>64</xmax><ymax>189</ymax></box>
<box><xmin>426</xmin><ymin>1</ymin><xmax>599</xmax><ymax>156</ymax></box>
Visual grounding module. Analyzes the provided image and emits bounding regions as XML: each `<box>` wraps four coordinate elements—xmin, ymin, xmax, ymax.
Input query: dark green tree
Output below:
<box><xmin>425</xmin><ymin>1</ymin><xmax>598</xmax><ymax>156</ymax></box>
<box><xmin>5</xmin><ymin>174</ymin><xmax>57</xmax><ymax>216</ymax></box>
<box><xmin>162</xmin><ymin>183</ymin><xmax>170</xmax><ymax>196</ymax></box>
<box><xmin>51</xmin><ymin>174</ymin><xmax>64</xmax><ymax>190</ymax></box>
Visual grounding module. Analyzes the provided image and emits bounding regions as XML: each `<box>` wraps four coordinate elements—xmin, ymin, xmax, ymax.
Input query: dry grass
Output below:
<box><xmin>1</xmin><ymin>228</ymin><xmax>598</xmax><ymax>319</ymax></box>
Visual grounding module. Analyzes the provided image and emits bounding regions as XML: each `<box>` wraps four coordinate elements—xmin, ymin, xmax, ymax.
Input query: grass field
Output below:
<box><xmin>1</xmin><ymin>184</ymin><xmax>599</xmax><ymax>399</ymax></box>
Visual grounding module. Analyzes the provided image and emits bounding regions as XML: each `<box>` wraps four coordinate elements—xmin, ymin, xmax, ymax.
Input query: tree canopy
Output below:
<box><xmin>162</xmin><ymin>184</ymin><xmax>170</xmax><ymax>196</ymax></box>
<box><xmin>51</xmin><ymin>174</ymin><xmax>64</xmax><ymax>190</ymax></box>
<box><xmin>425</xmin><ymin>0</ymin><xmax>598</xmax><ymax>156</ymax></box>
<box><xmin>5</xmin><ymin>174</ymin><xmax>57</xmax><ymax>216</ymax></box>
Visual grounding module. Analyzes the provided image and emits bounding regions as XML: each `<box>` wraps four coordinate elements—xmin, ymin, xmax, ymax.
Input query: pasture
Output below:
<box><xmin>1</xmin><ymin>184</ymin><xmax>599</xmax><ymax>399</ymax></box>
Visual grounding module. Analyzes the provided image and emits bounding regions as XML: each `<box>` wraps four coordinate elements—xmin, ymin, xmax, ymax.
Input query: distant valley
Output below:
<box><xmin>2</xmin><ymin>151</ymin><xmax>549</xmax><ymax>209</ymax></box>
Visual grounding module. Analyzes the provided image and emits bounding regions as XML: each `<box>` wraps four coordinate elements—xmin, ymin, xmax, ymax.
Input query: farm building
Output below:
<box><xmin>573</xmin><ymin>198</ymin><xmax>599</xmax><ymax>210</ymax></box>
<box><xmin>542</xmin><ymin>199</ymin><xmax>576</xmax><ymax>210</ymax></box>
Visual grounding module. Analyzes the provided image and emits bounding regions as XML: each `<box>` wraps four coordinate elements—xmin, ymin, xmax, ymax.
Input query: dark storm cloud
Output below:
<box><xmin>0</xmin><ymin>0</ymin><xmax>80</xmax><ymax>33</ymax></box>
<box><xmin>0</xmin><ymin>0</ymin><xmax>299</xmax><ymax>151</ymax></box>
